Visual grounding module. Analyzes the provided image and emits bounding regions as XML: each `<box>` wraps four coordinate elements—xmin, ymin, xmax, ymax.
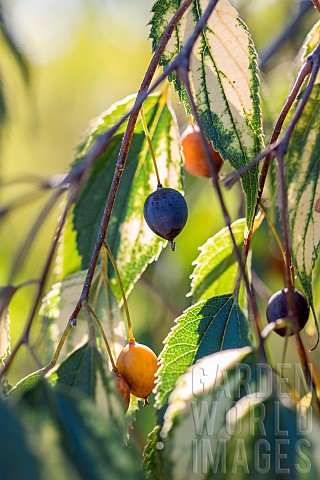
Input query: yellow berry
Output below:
<box><xmin>116</xmin><ymin>342</ymin><xmax>158</xmax><ymax>399</ymax></box>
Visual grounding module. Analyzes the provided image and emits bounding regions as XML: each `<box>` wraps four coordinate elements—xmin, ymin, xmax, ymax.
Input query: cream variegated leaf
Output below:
<box><xmin>286</xmin><ymin>85</ymin><xmax>320</xmax><ymax>303</ymax></box>
<box><xmin>60</xmin><ymin>92</ymin><xmax>183</xmax><ymax>303</ymax></box>
<box><xmin>301</xmin><ymin>20</ymin><xmax>320</xmax><ymax>84</ymax></box>
<box><xmin>151</xmin><ymin>0</ymin><xmax>264</xmax><ymax>228</ymax></box>
<box><xmin>40</xmin><ymin>271</ymin><xmax>126</xmax><ymax>366</ymax></box>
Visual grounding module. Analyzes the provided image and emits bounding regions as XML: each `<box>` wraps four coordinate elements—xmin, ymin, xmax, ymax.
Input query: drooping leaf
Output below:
<box><xmin>286</xmin><ymin>85</ymin><xmax>320</xmax><ymax>304</ymax></box>
<box><xmin>157</xmin><ymin>348</ymin><xmax>320</xmax><ymax>480</ymax></box>
<box><xmin>143</xmin><ymin>424</ymin><xmax>164</xmax><ymax>480</ymax></box>
<box><xmin>155</xmin><ymin>294</ymin><xmax>252</xmax><ymax>410</ymax></box>
<box><xmin>0</xmin><ymin>397</ymin><xmax>42</xmax><ymax>479</ymax></box>
<box><xmin>189</xmin><ymin>219</ymin><xmax>245</xmax><ymax>302</ymax></box>
<box><xmin>18</xmin><ymin>381</ymin><xmax>141</xmax><ymax>480</ymax></box>
<box><xmin>9</xmin><ymin>368</ymin><xmax>46</xmax><ymax>396</ymax></box>
<box><xmin>150</xmin><ymin>0</ymin><xmax>264</xmax><ymax>228</ymax></box>
<box><xmin>190</xmin><ymin>214</ymin><xmax>263</xmax><ymax>303</ymax></box>
<box><xmin>302</xmin><ymin>20</ymin><xmax>320</xmax><ymax>84</ymax></box>
<box><xmin>48</xmin><ymin>343</ymin><xmax>101</xmax><ymax>399</ymax></box>
<box><xmin>60</xmin><ymin>92</ymin><xmax>183</xmax><ymax>302</ymax></box>
<box><xmin>155</xmin><ymin>348</ymin><xmax>254</xmax><ymax>480</ymax></box>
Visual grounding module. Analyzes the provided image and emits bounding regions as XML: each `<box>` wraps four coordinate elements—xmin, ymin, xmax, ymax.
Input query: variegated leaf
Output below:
<box><xmin>301</xmin><ymin>20</ymin><xmax>320</xmax><ymax>84</ymax></box>
<box><xmin>286</xmin><ymin>84</ymin><xmax>320</xmax><ymax>303</ymax></box>
<box><xmin>150</xmin><ymin>0</ymin><xmax>264</xmax><ymax>228</ymax></box>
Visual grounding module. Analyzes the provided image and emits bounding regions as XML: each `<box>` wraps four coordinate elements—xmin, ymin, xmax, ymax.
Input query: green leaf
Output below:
<box><xmin>9</xmin><ymin>368</ymin><xmax>46</xmax><ymax>396</ymax></box>
<box><xmin>144</xmin><ymin>424</ymin><xmax>165</xmax><ymax>480</ymax></box>
<box><xmin>48</xmin><ymin>343</ymin><xmax>101</xmax><ymax>399</ymax></box>
<box><xmin>189</xmin><ymin>219</ymin><xmax>246</xmax><ymax>302</ymax></box>
<box><xmin>150</xmin><ymin>0</ymin><xmax>264</xmax><ymax>228</ymax></box>
<box><xmin>0</xmin><ymin>397</ymin><xmax>42</xmax><ymax>479</ymax></box>
<box><xmin>157</xmin><ymin>349</ymin><xmax>320</xmax><ymax>479</ymax></box>
<box><xmin>212</xmin><ymin>396</ymin><xmax>320</xmax><ymax>480</ymax></box>
<box><xmin>158</xmin><ymin>348</ymin><xmax>254</xmax><ymax>480</ymax></box>
<box><xmin>19</xmin><ymin>381</ymin><xmax>141</xmax><ymax>480</ymax></box>
<box><xmin>61</xmin><ymin>92</ymin><xmax>183</xmax><ymax>302</ymax></box>
<box><xmin>155</xmin><ymin>294</ymin><xmax>252</xmax><ymax>410</ymax></box>
<box><xmin>286</xmin><ymin>85</ymin><xmax>320</xmax><ymax>304</ymax></box>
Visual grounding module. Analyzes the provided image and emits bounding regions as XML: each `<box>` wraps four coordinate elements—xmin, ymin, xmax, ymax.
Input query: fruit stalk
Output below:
<box><xmin>140</xmin><ymin>107</ymin><xmax>162</xmax><ymax>188</ymax></box>
<box><xmin>104</xmin><ymin>242</ymin><xmax>134</xmax><ymax>342</ymax></box>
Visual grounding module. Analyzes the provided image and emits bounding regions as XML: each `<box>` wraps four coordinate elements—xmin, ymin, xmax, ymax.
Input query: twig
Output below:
<box><xmin>259</xmin><ymin>1</ymin><xmax>312</xmax><ymax>69</ymax></box>
<box><xmin>8</xmin><ymin>189</ymin><xmax>65</xmax><ymax>283</ymax></box>
<box><xmin>0</xmin><ymin>187</ymin><xmax>77</xmax><ymax>379</ymax></box>
<box><xmin>0</xmin><ymin>189</ymin><xmax>50</xmax><ymax>223</ymax></box>
<box><xmin>177</xmin><ymin>65</ymin><xmax>267</xmax><ymax>363</ymax></box>
<box><xmin>311</xmin><ymin>0</ymin><xmax>320</xmax><ymax>13</ymax></box>
<box><xmin>67</xmin><ymin>0</ymin><xmax>213</xmax><ymax>326</ymax></box>
<box><xmin>225</xmin><ymin>56</ymin><xmax>314</xmax><ymax>190</ymax></box>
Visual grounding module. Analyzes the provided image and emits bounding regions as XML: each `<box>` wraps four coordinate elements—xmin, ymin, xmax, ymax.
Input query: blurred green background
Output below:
<box><xmin>0</xmin><ymin>0</ymin><xmax>319</xmax><ymax>443</ymax></box>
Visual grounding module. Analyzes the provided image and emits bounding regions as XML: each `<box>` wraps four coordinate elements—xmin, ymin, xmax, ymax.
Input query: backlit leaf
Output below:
<box><xmin>39</xmin><ymin>271</ymin><xmax>125</xmax><ymax>364</ymax></box>
<box><xmin>155</xmin><ymin>294</ymin><xmax>252</xmax><ymax>410</ymax></box>
<box><xmin>48</xmin><ymin>343</ymin><xmax>101</xmax><ymax>399</ymax></box>
<box><xmin>60</xmin><ymin>92</ymin><xmax>183</xmax><ymax>303</ymax></box>
<box><xmin>150</xmin><ymin>0</ymin><xmax>264</xmax><ymax>228</ymax></box>
<box><xmin>286</xmin><ymin>85</ymin><xmax>320</xmax><ymax>303</ymax></box>
<box><xmin>302</xmin><ymin>20</ymin><xmax>320</xmax><ymax>84</ymax></box>
<box><xmin>189</xmin><ymin>219</ymin><xmax>246</xmax><ymax>302</ymax></box>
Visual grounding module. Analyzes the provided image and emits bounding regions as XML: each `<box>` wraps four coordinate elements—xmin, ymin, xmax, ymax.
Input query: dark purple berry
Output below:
<box><xmin>143</xmin><ymin>187</ymin><xmax>188</xmax><ymax>251</ymax></box>
<box><xmin>266</xmin><ymin>288</ymin><xmax>309</xmax><ymax>336</ymax></box>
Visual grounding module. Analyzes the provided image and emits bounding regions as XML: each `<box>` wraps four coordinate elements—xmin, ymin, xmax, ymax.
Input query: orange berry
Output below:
<box><xmin>116</xmin><ymin>342</ymin><xmax>158</xmax><ymax>400</ymax></box>
<box><xmin>112</xmin><ymin>370</ymin><xmax>130</xmax><ymax>412</ymax></box>
<box><xmin>181</xmin><ymin>124</ymin><xmax>223</xmax><ymax>177</ymax></box>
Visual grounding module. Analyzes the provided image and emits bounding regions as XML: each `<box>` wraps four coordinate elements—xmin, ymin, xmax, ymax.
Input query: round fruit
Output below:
<box><xmin>181</xmin><ymin>124</ymin><xmax>223</xmax><ymax>177</ymax></box>
<box><xmin>143</xmin><ymin>187</ymin><xmax>188</xmax><ymax>250</ymax></box>
<box><xmin>266</xmin><ymin>288</ymin><xmax>309</xmax><ymax>337</ymax></box>
<box><xmin>116</xmin><ymin>342</ymin><xmax>158</xmax><ymax>399</ymax></box>
<box><xmin>112</xmin><ymin>370</ymin><xmax>130</xmax><ymax>412</ymax></box>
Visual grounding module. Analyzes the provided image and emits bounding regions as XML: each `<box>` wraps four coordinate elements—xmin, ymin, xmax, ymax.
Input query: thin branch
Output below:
<box><xmin>67</xmin><ymin>0</ymin><xmax>212</xmax><ymax>326</ymax></box>
<box><xmin>0</xmin><ymin>189</ymin><xmax>50</xmax><ymax>223</ymax></box>
<box><xmin>259</xmin><ymin>1</ymin><xmax>312</xmax><ymax>69</ymax></box>
<box><xmin>0</xmin><ymin>187</ymin><xmax>77</xmax><ymax>379</ymax></box>
<box><xmin>8</xmin><ymin>189</ymin><xmax>64</xmax><ymax>283</ymax></box>
<box><xmin>311</xmin><ymin>0</ymin><xmax>320</xmax><ymax>13</ymax></box>
<box><xmin>225</xmin><ymin>56</ymin><xmax>313</xmax><ymax>189</ymax></box>
<box><xmin>177</xmin><ymin>65</ymin><xmax>267</xmax><ymax>363</ymax></box>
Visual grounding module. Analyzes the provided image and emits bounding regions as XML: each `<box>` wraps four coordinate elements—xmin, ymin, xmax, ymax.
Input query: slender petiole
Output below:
<box><xmin>140</xmin><ymin>107</ymin><xmax>162</xmax><ymax>188</ymax></box>
<box><xmin>87</xmin><ymin>303</ymin><xmax>118</xmax><ymax>371</ymax></box>
<box><xmin>103</xmin><ymin>242</ymin><xmax>134</xmax><ymax>343</ymax></box>
<box><xmin>45</xmin><ymin>323</ymin><xmax>72</xmax><ymax>371</ymax></box>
